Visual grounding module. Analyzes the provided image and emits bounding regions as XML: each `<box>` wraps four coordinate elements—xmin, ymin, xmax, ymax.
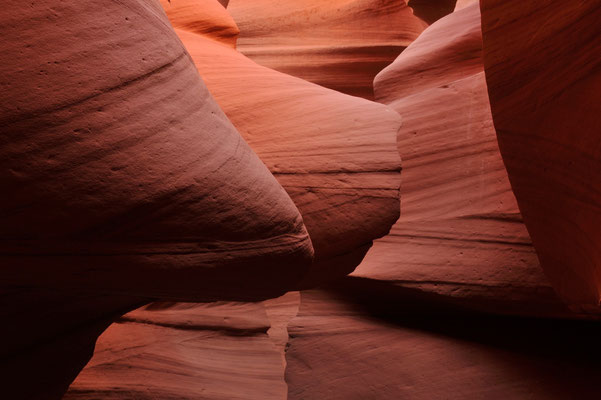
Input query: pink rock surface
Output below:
<box><xmin>65</xmin><ymin>292</ymin><xmax>302</xmax><ymax>400</ymax></box>
<box><xmin>227</xmin><ymin>0</ymin><xmax>427</xmax><ymax>99</ymax></box>
<box><xmin>65</xmin><ymin>302</ymin><xmax>288</xmax><ymax>400</ymax></box>
<box><xmin>63</xmin><ymin>2</ymin><xmax>401</xmax><ymax>397</ymax></box>
<box><xmin>355</xmin><ymin>4</ymin><xmax>570</xmax><ymax>316</ymax></box>
<box><xmin>481</xmin><ymin>0</ymin><xmax>601</xmax><ymax>309</ymax></box>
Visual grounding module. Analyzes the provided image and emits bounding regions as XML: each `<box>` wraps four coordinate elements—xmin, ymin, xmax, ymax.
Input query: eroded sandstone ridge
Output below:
<box><xmin>173</xmin><ymin>26</ymin><xmax>402</xmax><ymax>284</ymax></box>
<box><xmin>65</xmin><ymin>302</ymin><xmax>289</xmax><ymax>400</ymax></box>
<box><xmin>63</xmin><ymin>1</ymin><xmax>403</xmax><ymax>395</ymax></box>
<box><xmin>481</xmin><ymin>0</ymin><xmax>601</xmax><ymax>309</ymax></box>
<box><xmin>354</xmin><ymin>3</ymin><xmax>568</xmax><ymax>317</ymax></box>
<box><xmin>3</xmin><ymin>0</ymin><xmax>601</xmax><ymax>398</ymax></box>
<box><xmin>0</xmin><ymin>0</ymin><xmax>314</xmax><ymax>304</ymax></box>
<box><xmin>227</xmin><ymin>0</ymin><xmax>427</xmax><ymax>99</ymax></box>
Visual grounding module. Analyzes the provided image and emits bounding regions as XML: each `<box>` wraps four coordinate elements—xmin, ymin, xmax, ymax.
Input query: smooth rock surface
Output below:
<box><xmin>357</xmin><ymin>4</ymin><xmax>569</xmax><ymax>317</ymax></box>
<box><xmin>160</xmin><ymin>0</ymin><xmax>239</xmax><ymax>47</ymax></box>
<box><xmin>65</xmin><ymin>302</ymin><xmax>288</xmax><ymax>400</ymax></box>
<box><xmin>286</xmin><ymin>288</ymin><xmax>601</xmax><ymax>400</ymax></box>
<box><xmin>0</xmin><ymin>1</ymin><xmax>312</xmax><ymax>398</ymax></box>
<box><xmin>173</xmin><ymin>19</ymin><xmax>402</xmax><ymax>282</ymax></box>
<box><xmin>65</xmin><ymin>292</ymin><xmax>302</xmax><ymax>399</ymax></box>
<box><xmin>0</xmin><ymin>0</ymin><xmax>313</xmax><ymax>302</ymax></box>
<box><xmin>227</xmin><ymin>0</ymin><xmax>427</xmax><ymax>99</ymax></box>
<box><xmin>61</xmin><ymin>1</ymin><xmax>401</xmax><ymax>396</ymax></box>
<box><xmin>481</xmin><ymin>0</ymin><xmax>601</xmax><ymax>309</ymax></box>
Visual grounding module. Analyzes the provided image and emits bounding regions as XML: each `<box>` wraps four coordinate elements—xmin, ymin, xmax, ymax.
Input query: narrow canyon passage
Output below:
<box><xmin>1</xmin><ymin>0</ymin><xmax>600</xmax><ymax>399</ymax></box>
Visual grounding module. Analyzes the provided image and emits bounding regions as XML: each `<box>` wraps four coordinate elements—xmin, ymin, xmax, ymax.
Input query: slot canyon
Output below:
<box><xmin>1</xmin><ymin>0</ymin><xmax>600</xmax><ymax>399</ymax></box>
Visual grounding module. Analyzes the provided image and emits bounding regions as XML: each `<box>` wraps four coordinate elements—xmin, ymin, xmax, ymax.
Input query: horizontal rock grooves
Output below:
<box><xmin>116</xmin><ymin>319</ymin><xmax>267</xmax><ymax>336</ymax></box>
<box><xmin>0</xmin><ymin>52</ymin><xmax>188</xmax><ymax>128</ymax></box>
<box><xmin>1</xmin><ymin>0</ymin><xmax>314</xmax><ymax>397</ymax></box>
<box><xmin>1</xmin><ymin>0</ymin><xmax>315</xmax><ymax>300</ymax></box>
<box><xmin>356</xmin><ymin>3</ymin><xmax>566</xmax><ymax>317</ymax></box>
<box><xmin>228</xmin><ymin>0</ymin><xmax>426</xmax><ymax>99</ymax></box>
<box><xmin>64</xmin><ymin>302</ymin><xmax>288</xmax><ymax>400</ymax></box>
<box><xmin>174</xmin><ymin>26</ymin><xmax>401</xmax><ymax>273</ymax></box>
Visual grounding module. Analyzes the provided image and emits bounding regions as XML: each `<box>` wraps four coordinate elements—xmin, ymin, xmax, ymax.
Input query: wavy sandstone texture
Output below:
<box><xmin>348</xmin><ymin>4</ymin><xmax>567</xmax><ymax>316</ymax></box>
<box><xmin>159</xmin><ymin>0</ymin><xmax>239</xmax><ymax>47</ymax></box>
<box><xmin>65</xmin><ymin>293</ymin><xmax>301</xmax><ymax>400</ymax></box>
<box><xmin>285</xmin><ymin>288</ymin><xmax>601</xmax><ymax>400</ymax></box>
<box><xmin>227</xmin><ymin>0</ymin><xmax>427</xmax><ymax>99</ymax></box>
<box><xmin>63</xmin><ymin>2</ymin><xmax>402</xmax><ymax>398</ymax></box>
<box><xmin>0</xmin><ymin>0</ymin><xmax>313</xmax><ymax>302</ymax></box>
<box><xmin>65</xmin><ymin>302</ymin><xmax>289</xmax><ymax>400</ymax></box>
<box><xmin>0</xmin><ymin>1</ymin><xmax>313</xmax><ymax>398</ymax></box>
<box><xmin>169</xmin><ymin>9</ymin><xmax>402</xmax><ymax>282</ymax></box>
<box><xmin>481</xmin><ymin>0</ymin><xmax>601</xmax><ymax>309</ymax></box>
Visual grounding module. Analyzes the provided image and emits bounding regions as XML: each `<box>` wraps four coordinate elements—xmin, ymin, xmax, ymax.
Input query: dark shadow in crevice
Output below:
<box><xmin>324</xmin><ymin>276</ymin><xmax>601</xmax><ymax>368</ymax></box>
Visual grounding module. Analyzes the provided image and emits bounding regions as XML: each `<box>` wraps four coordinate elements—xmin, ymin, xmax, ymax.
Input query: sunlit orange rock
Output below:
<box><xmin>354</xmin><ymin>4</ymin><xmax>571</xmax><ymax>316</ymax></box>
<box><xmin>481</xmin><ymin>0</ymin><xmax>601</xmax><ymax>310</ymax></box>
<box><xmin>160</xmin><ymin>0</ymin><xmax>238</xmax><ymax>47</ymax></box>
<box><xmin>227</xmin><ymin>0</ymin><xmax>427</xmax><ymax>99</ymax></box>
<box><xmin>62</xmin><ymin>1</ymin><xmax>401</xmax><ymax>397</ymax></box>
<box><xmin>171</xmin><ymin>15</ymin><xmax>402</xmax><ymax>283</ymax></box>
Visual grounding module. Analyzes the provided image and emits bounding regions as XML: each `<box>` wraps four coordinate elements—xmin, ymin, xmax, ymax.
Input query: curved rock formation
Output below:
<box><xmin>354</xmin><ymin>4</ymin><xmax>569</xmax><ymax>316</ymax></box>
<box><xmin>455</xmin><ymin>0</ymin><xmax>478</xmax><ymax>11</ymax></box>
<box><xmin>65</xmin><ymin>292</ymin><xmax>301</xmax><ymax>400</ymax></box>
<box><xmin>60</xmin><ymin>1</ymin><xmax>401</xmax><ymax>397</ymax></box>
<box><xmin>0</xmin><ymin>0</ymin><xmax>313</xmax><ymax>302</ymax></box>
<box><xmin>481</xmin><ymin>0</ymin><xmax>601</xmax><ymax>309</ymax></box>
<box><xmin>160</xmin><ymin>0</ymin><xmax>239</xmax><ymax>47</ymax></box>
<box><xmin>65</xmin><ymin>302</ymin><xmax>288</xmax><ymax>400</ymax></box>
<box><xmin>1</xmin><ymin>1</ymin><xmax>313</xmax><ymax>398</ymax></box>
<box><xmin>171</xmin><ymin>17</ymin><xmax>401</xmax><ymax>282</ymax></box>
<box><xmin>227</xmin><ymin>0</ymin><xmax>427</xmax><ymax>99</ymax></box>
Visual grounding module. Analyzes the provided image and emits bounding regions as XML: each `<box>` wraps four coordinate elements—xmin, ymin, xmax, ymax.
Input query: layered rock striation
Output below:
<box><xmin>0</xmin><ymin>1</ymin><xmax>313</xmax><ymax>398</ymax></box>
<box><xmin>170</xmin><ymin>4</ymin><xmax>402</xmax><ymax>282</ymax></box>
<box><xmin>351</xmin><ymin>4</ymin><xmax>568</xmax><ymax>316</ymax></box>
<box><xmin>227</xmin><ymin>0</ymin><xmax>427</xmax><ymax>99</ymax></box>
<box><xmin>481</xmin><ymin>0</ymin><xmax>601</xmax><ymax>310</ymax></box>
